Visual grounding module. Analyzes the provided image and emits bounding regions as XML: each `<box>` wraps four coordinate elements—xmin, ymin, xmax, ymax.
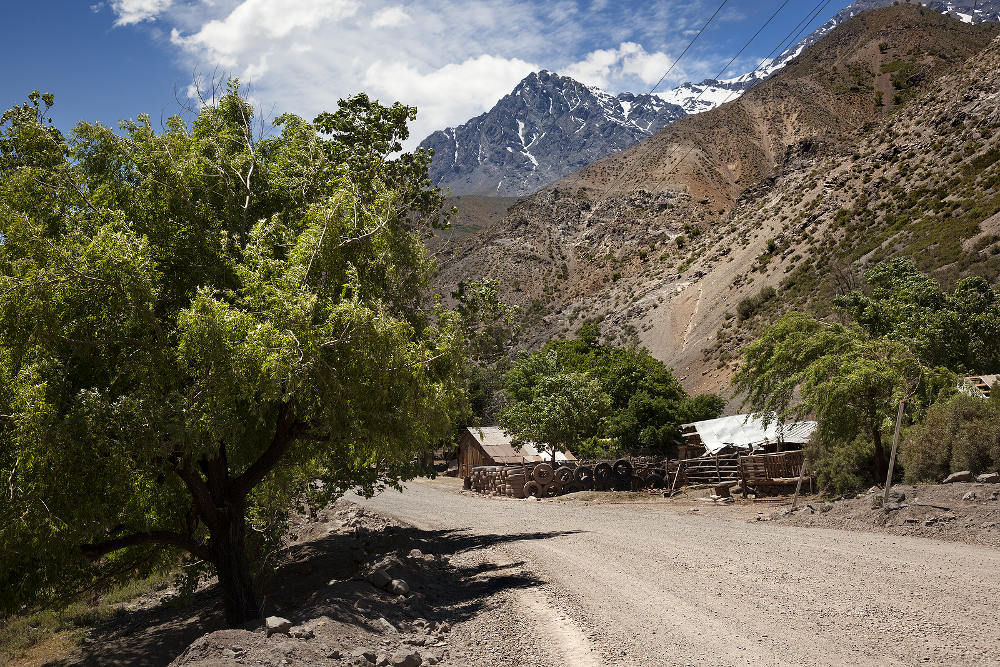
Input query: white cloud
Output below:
<box><xmin>564</xmin><ymin>42</ymin><xmax>687</xmax><ymax>92</ymax></box>
<box><xmin>364</xmin><ymin>55</ymin><xmax>538</xmax><ymax>139</ymax></box>
<box><xmin>370</xmin><ymin>7</ymin><xmax>411</xmax><ymax>29</ymax></box>
<box><xmin>110</xmin><ymin>0</ymin><xmax>172</xmax><ymax>26</ymax></box>
<box><xmin>171</xmin><ymin>0</ymin><xmax>361</xmax><ymax>66</ymax></box>
<box><xmin>115</xmin><ymin>0</ymin><xmax>727</xmax><ymax>148</ymax></box>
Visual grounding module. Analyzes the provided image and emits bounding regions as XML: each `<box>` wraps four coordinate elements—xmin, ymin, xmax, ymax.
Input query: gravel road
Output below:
<box><xmin>352</xmin><ymin>478</ymin><xmax>1000</xmax><ymax>666</ymax></box>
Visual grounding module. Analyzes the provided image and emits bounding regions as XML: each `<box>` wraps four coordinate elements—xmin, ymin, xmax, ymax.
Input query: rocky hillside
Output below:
<box><xmin>433</xmin><ymin>5</ymin><xmax>1000</xmax><ymax>397</ymax></box>
<box><xmin>418</xmin><ymin>71</ymin><xmax>685</xmax><ymax>197</ymax></box>
<box><xmin>421</xmin><ymin>1</ymin><xmax>1000</xmax><ymax>200</ymax></box>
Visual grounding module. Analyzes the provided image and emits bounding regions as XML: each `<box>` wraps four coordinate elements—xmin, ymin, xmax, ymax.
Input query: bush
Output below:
<box><xmin>901</xmin><ymin>393</ymin><xmax>1000</xmax><ymax>482</ymax></box>
<box><xmin>807</xmin><ymin>433</ymin><xmax>876</xmax><ymax>495</ymax></box>
<box><xmin>736</xmin><ymin>285</ymin><xmax>777</xmax><ymax>321</ymax></box>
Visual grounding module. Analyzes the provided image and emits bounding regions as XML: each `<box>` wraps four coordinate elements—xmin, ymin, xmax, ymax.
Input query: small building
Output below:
<box><xmin>959</xmin><ymin>374</ymin><xmax>999</xmax><ymax>399</ymax></box>
<box><xmin>457</xmin><ymin>426</ymin><xmax>576</xmax><ymax>478</ymax></box>
<box><xmin>680</xmin><ymin>414</ymin><xmax>817</xmax><ymax>458</ymax></box>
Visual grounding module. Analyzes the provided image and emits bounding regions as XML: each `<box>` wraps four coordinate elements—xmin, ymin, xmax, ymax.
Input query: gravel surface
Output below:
<box><xmin>353</xmin><ymin>477</ymin><xmax>1000</xmax><ymax>666</ymax></box>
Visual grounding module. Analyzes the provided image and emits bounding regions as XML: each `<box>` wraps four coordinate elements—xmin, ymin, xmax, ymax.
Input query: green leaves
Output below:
<box><xmin>0</xmin><ymin>83</ymin><xmax>467</xmax><ymax>616</ymax></box>
<box><xmin>498</xmin><ymin>329</ymin><xmax>723</xmax><ymax>457</ymax></box>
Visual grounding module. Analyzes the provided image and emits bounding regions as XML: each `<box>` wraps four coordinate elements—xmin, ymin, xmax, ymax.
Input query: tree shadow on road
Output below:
<box><xmin>70</xmin><ymin>509</ymin><xmax>579</xmax><ymax>665</ymax></box>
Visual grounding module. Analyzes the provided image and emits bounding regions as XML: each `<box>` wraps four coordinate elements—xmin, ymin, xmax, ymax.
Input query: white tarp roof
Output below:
<box><xmin>688</xmin><ymin>414</ymin><xmax>817</xmax><ymax>455</ymax></box>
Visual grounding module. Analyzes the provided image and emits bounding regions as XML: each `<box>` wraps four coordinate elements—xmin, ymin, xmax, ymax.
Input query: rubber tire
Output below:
<box><xmin>574</xmin><ymin>465</ymin><xmax>594</xmax><ymax>484</ymax></box>
<box><xmin>613</xmin><ymin>459</ymin><xmax>634</xmax><ymax>479</ymax></box>
<box><xmin>523</xmin><ymin>481</ymin><xmax>541</xmax><ymax>498</ymax></box>
<box><xmin>555</xmin><ymin>466</ymin><xmax>575</xmax><ymax>484</ymax></box>
<box><xmin>533</xmin><ymin>463</ymin><xmax>554</xmax><ymax>485</ymax></box>
<box><xmin>593</xmin><ymin>462</ymin><xmax>614</xmax><ymax>483</ymax></box>
<box><xmin>646</xmin><ymin>473</ymin><xmax>665</xmax><ymax>489</ymax></box>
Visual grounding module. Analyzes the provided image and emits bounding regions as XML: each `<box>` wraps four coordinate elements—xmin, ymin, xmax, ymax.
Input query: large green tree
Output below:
<box><xmin>733</xmin><ymin>312</ymin><xmax>942</xmax><ymax>485</ymax></box>
<box><xmin>499</xmin><ymin>328</ymin><xmax>722</xmax><ymax>457</ymax></box>
<box><xmin>499</xmin><ymin>352</ymin><xmax>611</xmax><ymax>462</ymax></box>
<box><xmin>0</xmin><ymin>86</ymin><xmax>468</xmax><ymax>624</ymax></box>
<box><xmin>834</xmin><ymin>258</ymin><xmax>1000</xmax><ymax>372</ymax></box>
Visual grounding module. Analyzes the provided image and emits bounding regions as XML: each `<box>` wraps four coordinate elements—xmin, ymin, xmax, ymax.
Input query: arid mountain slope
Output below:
<box><xmin>433</xmin><ymin>6</ymin><xmax>1000</xmax><ymax>396</ymax></box>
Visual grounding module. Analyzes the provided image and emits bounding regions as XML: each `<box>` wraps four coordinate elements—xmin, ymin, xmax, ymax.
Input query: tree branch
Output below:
<box><xmin>82</xmin><ymin>530</ymin><xmax>213</xmax><ymax>563</ymax></box>
<box><xmin>233</xmin><ymin>401</ymin><xmax>300</xmax><ymax>498</ymax></box>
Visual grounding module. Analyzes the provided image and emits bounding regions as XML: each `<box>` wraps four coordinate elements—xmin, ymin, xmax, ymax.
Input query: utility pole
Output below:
<box><xmin>882</xmin><ymin>399</ymin><xmax>907</xmax><ymax>508</ymax></box>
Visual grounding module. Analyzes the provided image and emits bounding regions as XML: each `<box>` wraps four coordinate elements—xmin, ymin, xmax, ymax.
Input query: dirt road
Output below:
<box><xmin>353</xmin><ymin>479</ymin><xmax>1000</xmax><ymax>666</ymax></box>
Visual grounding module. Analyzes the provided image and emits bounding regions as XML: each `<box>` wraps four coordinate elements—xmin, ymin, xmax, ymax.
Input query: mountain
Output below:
<box><xmin>658</xmin><ymin>0</ymin><xmax>1000</xmax><ymax>114</ymax></box>
<box><xmin>433</xmin><ymin>5</ymin><xmax>1000</xmax><ymax>397</ymax></box>
<box><xmin>417</xmin><ymin>71</ymin><xmax>686</xmax><ymax>197</ymax></box>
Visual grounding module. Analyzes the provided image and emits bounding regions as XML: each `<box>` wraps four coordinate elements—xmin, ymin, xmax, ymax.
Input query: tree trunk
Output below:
<box><xmin>211</xmin><ymin>502</ymin><xmax>260</xmax><ymax>626</ymax></box>
<box><xmin>872</xmin><ymin>426</ymin><xmax>889</xmax><ymax>485</ymax></box>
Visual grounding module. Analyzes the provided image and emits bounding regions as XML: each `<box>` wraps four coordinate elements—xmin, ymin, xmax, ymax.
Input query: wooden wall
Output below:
<box><xmin>457</xmin><ymin>432</ymin><xmax>494</xmax><ymax>478</ymax></box>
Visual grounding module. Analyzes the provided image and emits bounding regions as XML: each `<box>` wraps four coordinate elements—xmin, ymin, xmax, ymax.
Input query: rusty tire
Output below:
<box><xmin>554</xmin><ymin>466</ymin><xmax>574</xmax><ymax>484</ymax></box>
<box><xmin>533</xmin><ymin>463</ymin><xmax>554</xmax><ymax>485</ymax></box>
<box><xmin>613</xmin><ymin>459</ymin><xmax>633</xmax><ymax>479</ymax></box>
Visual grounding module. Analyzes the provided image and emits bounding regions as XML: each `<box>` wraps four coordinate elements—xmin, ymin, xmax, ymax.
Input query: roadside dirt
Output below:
<box><xmin>23</xmin><ymin>477</ymin><xmax>1000</xmax><ymax>666</ymax></box>
<box><xmin>771</xmin><ymin>482</ymin><xmax>1000</xmax><ymax>548</ymax></box>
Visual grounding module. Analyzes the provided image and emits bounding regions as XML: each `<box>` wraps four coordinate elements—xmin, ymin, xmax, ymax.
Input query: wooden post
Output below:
<box><xmin>669</xmin><ymin>461</ymin><xmax>684</xmax><ymax>497</ymax></box>
<box><xmin>791</xmin><ymin>458</ymin><xmax>808</xmax><ymax>510</ymax></box>
<box><xmin>714</xmin><ymin>455</ymin><xmax>721</xmax><ymax>483</ymax></box>
<box><xmin>883</xmin><ymin>399</ymin><xmax>906</xmax><ymax>509</ymax></box>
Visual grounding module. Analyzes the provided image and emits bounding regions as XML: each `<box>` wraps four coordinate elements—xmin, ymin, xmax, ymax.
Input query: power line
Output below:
<box><xmin>648</xmin><ymin>0</ymin><xmax>732</xmax><ymax>95</ymax></box>
<box><xmin>640</xmin><ymin>0</ymin><xmax>835</xmax><ymax>200</ymax></box>
<box><xmin>588</xmin><ymin>0</ymin><xmax>810</xmax><ymax>216</ymax></box>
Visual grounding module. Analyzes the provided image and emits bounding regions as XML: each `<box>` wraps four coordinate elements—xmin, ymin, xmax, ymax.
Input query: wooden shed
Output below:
<box><xmin>457</xmin><ymin>426</ymin><xmax>576</xmax><ymax>478</ymax></box>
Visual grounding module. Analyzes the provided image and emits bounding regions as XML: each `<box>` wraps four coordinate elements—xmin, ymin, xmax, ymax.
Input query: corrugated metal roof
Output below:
<box><xmin>960</xmin><ymin>375</ymin><xmax>999</xmax><ymax>399</ymax></box>
<box><xmin>684</xmin><ymin>414</ymin><xmax>817</xmax><ymax>455</ymax></box>
<box><xmin>464</xmin><ymin>426</ymin><xmax>577</xmax><ymax>464</ymax></box>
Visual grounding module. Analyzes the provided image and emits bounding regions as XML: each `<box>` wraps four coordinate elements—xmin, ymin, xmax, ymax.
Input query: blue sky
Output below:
<box><xmin>1</xmin><ymin>1</ymin><xmax>848</xmax><ymax>147</ymax></box>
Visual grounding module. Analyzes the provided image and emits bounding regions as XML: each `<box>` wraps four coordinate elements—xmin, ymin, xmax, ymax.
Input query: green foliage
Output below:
<box><xmin>834</xmin><ymin>258</ymin><xmax>1000</xmax><ymax>372</ymax></box>
<box><xmin>500</xmin><ymin>328</ymin><xmax>723</xmax><ymax>456</ymax></box>
<box><xmin>734</xmin><ymin>311</ymin><xmax>949</xmax><ymax>491</ymax></box>
<box><xmin>736</xmin><ymin>284</ymin><xmax>777</xmax><ymax>321</ymax></box>
<box><xmin>499</xmin><ymin>353</ymin><xmax>611</xmax><ymax>462</ymax></box>
<box><xmin>806</xmin><ymin>433</ymin><xmax>876</xmax><ymax>495</ymax></box>
<box><xmin>0</xmin><ymin>84</ymin><xmax>468</xmax><ymax>622</ymax></box>
<box><xmin>901</xmin><ymin>391</ymin><xmax>1000</xmax><ymax>482</ymax></box>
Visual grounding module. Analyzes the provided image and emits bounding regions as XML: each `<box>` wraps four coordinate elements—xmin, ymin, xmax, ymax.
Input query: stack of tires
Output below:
<box><xmin>571</xmin><ymin>459</ymin><xmax>670</xmax><ymax>492</ymax></box>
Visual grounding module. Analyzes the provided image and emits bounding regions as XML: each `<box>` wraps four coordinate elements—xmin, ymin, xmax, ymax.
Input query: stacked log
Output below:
<box><xmin>469</xmin><ymin>465</ymin><xmax>530</xmax><ymax>498</ymax></box>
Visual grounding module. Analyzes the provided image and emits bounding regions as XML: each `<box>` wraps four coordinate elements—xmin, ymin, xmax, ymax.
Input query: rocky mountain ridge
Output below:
<box><xmin>421</xmin><ymin>0</ymin><xmax>1000</xmax><ymax>198</ymax></box>
<box><xmin>419</xmin><ymin>71</ymin><xmax>686</xmax><ymax>197</ymax></box>
<box><xmin>432</xmin><ymin>6</ymin><xmax>1000</xmax><ymax>397</ymax></box>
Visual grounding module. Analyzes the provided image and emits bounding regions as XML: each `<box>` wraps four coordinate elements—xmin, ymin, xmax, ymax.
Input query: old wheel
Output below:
<box><xmin>555</xmin><ymin>466</ymin><xmax>575</xmax><ymax>485</ymax></box>
<box><xmin>612</xmin><ymin>459</ymin><xmax>633</xmax><ymax>479</ymax></box>
<box><xmin>523</xmin><ymin>481</ymin><xmax>541</xmax><ymax>498</ymax></box>
<box><xmin>533</xmin><ymin>463</ymin><xmax>554</xmax><ymax>485</ymax></box>
<box><xmin>646</xmin><ymin>473</ymin><xmax>665</xmax><ymax>489</ymax></box>
<box><xmin>574</xmin><ymin>465</ymin><xmax>594</xmax><ymax>485</ymax></box>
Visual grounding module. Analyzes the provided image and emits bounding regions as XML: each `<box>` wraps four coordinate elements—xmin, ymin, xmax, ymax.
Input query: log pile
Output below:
<box><xmin>469</xmin><ymin>465</ymin><xmax>528</xmax><ymax>497</ymax></box>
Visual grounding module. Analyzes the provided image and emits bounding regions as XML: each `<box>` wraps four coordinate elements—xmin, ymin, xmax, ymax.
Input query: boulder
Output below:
<box><xmin>368</xmin><ymin>569</ymin><xmax>392</xmax><ymax>589</ymax></box>
<box><xmin>391</xmin><ymin>651</ymin><xmax>423</xmax><ymax>667</ymax></box>
<box><xmin>977</xmin><ymin>472</ymin><xmax>1000</xmax><ymax>483</ymax></box>
<box><xmin>943</xmin><ymin>471</ymin><xmax>974</xmax><ymax>483</ymax></box>
<box><xmin>265</xmin><ymin>616</ymin><xmax>293</xmax><ymax>637</ymax></box>
<box><xmin>389</xmin><ymin>579</ymin><xmax>410</xmax><ymax>596</ymax></box>
<box><xmin>351</xmin><ymin>647</ymin><xmax>377</xmax><ymax>662</ymax></box>
<box><xmin>963</xmin><ymin>491</ymin><xmax>978</xmax><ymax>501</ymax></box>
<box><xmin>408</xmin><ymin>549</ymin><xmax>424</xmax><ymax>559</ymax></box>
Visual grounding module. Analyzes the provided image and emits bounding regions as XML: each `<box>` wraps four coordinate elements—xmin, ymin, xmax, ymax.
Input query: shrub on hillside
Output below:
<box><xmin>807</xmin><ymin>433</ymin><xmax>877</xmax><ymax>495</ymax></box>
<box><xmin>736</xmin><ymin>285</ymin><xmax>777</xmax><ymax>321</ymax></box>
<box><xmin>901</xmin><ymin>392</ymin><xmax>1000</xmax><ymax>482</ymax></box>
